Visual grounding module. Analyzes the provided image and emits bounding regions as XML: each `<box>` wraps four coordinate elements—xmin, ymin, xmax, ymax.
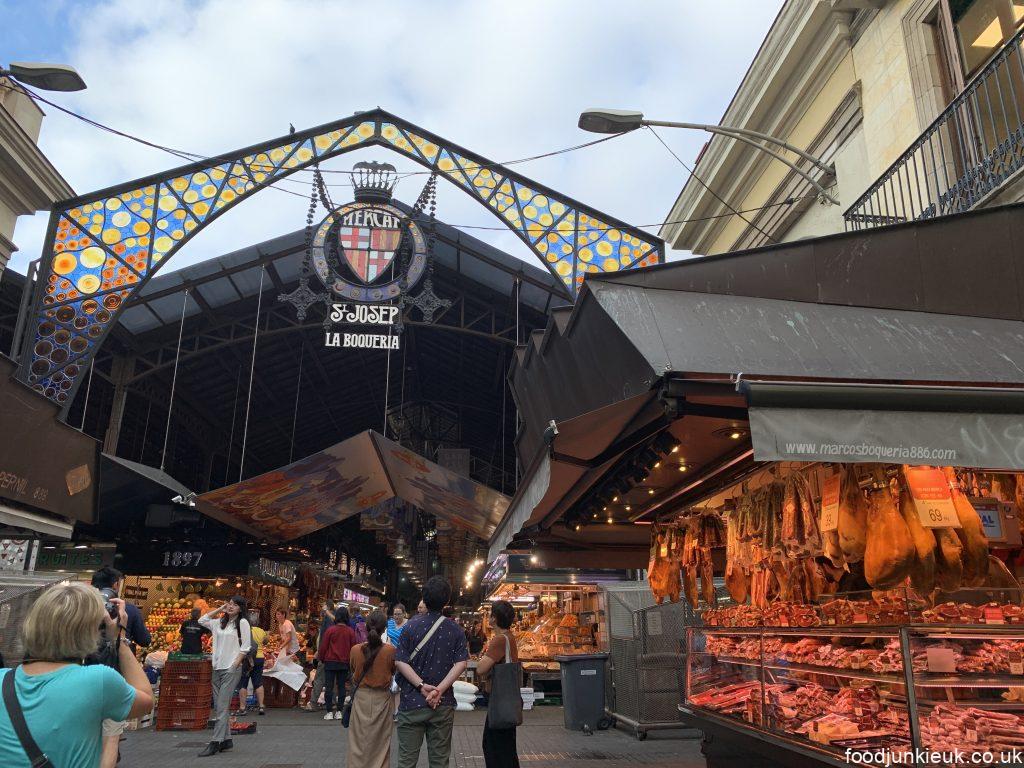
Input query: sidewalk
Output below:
<box><xmin>121</xmin><ymin>706</ymin><xmax>704</xmax><ymax>767</ymax></box>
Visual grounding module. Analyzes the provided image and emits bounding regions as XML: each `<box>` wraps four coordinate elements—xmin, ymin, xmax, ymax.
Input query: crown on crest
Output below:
<box><xmin>351</xmin><ymin>161</ymin><xmax>398</xmax><ymax>203</ymax></box>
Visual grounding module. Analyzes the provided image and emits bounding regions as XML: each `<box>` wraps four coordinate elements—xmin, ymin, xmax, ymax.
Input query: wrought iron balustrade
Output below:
<box><xmin>845</xmin><ymin>26</ymin><xmax>1024</xmax><ymax>230</ymax></box>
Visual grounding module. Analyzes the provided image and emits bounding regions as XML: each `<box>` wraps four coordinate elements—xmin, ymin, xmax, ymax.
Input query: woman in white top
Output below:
<box><xmin>198</xmin><ymin>596</ymin><xmax>252</xmax><ymax>757</ymax></box>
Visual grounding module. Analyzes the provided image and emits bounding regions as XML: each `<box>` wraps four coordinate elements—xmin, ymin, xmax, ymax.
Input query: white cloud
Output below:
<box><xmin>8</xmin><ymin>0</ymin><xmax>783</xmax><ymax>277</ymax></box>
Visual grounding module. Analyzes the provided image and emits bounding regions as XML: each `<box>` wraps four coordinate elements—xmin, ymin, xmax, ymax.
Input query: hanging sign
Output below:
<box><xmin>905</xmin><ymin>467</ymin><xmax>961</xmax><ymax>528</ymax></box>
<box><xmin>819</xmin><ymin>473</ymin><xmax>841</xmax><ymax>532</ymax></box>
<box><xmin>325</xmin><ymin>303</ymin><xmax>400</xmax><ymax>349</ymax></box>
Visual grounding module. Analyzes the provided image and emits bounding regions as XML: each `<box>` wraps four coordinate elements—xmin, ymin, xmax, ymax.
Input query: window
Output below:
<box><xmin>949</xmin><ymin>0</ymin><xmax>1024</xmax><ymax>74</ymax></box>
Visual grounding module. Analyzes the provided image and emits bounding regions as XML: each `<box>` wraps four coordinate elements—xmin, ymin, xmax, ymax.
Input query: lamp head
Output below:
<box><xmin>578</xmin><ymin>108</ymin><xmax>644</xmax><ymax>134</ymax></box>
<box><xmin>5</xmin><ymin>62</ymin><xmax>86</xmax><ymax>92</ymax></box>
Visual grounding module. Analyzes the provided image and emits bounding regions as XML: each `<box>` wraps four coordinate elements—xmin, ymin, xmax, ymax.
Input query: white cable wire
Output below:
<box><xmin>239</xmin><ymin>269</ymin><xmax>265</xmax><ymax>482</ymax></box>
<box><xmin>160</xmin><ymin>289</ymin><xmax>189</xmax><ymax>471</ymax></box>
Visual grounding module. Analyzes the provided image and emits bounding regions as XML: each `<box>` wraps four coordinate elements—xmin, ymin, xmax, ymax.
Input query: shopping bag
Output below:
<box><xmin>487</xmin><ymin>634</ymin><xmax>523</xmax><ymax>729</ymax></box>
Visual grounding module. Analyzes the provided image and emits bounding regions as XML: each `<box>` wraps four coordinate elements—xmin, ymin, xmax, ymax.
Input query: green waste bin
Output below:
<box><xmin>555</xmin><ymin>653</ymin><xmax>608</xmax><ymax>732</ymax></box>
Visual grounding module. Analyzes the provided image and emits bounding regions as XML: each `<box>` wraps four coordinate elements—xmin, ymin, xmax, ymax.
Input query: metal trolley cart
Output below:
<box><xmin>603</xmin><ymin>582</ymin><xmax>700</xmax><ymax>740</ymax></box>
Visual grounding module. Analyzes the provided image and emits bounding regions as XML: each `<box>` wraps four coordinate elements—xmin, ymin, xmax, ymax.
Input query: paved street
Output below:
<box><xmin>121</xmin><ymin>707</ymin><xmax>704</xmax><ymax>768</ymax></box>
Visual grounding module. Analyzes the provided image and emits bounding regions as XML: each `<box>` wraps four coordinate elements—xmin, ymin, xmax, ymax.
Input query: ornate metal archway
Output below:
<box><xmin>15</xmin><ymin>108</ymin><xmax>662</xmax><ymax>407</ymax></box>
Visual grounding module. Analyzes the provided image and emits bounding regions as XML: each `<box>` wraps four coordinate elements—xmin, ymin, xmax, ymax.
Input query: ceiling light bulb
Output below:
<box><xmin>529</xmin><ymin>555</ymin><xmax>538</xmax><ymax>564</ymax></box>
<box><xmin>574</xmin><ymin>524</ymin><xmax>581</xmax><ymax>532</ymax></box>
<box><xmin>679</xmin><ymin>464</ymin><xmax>688</xmax><ymax>472</ymax></box>
<box><xmin>625</xmin><ymin>505</ymin><xmax>632</xmax><ymax>511</ymax></box>
<box><xmin>648</xmin><ymin>489</ymin><xmax>655</xmax><ymax>495</ymax></box>
<box><xmin>612</xmin><ymin>495</ymin><xmax>619</xmax><ymax>502</ymax></box>
<box><xmin>730</xmin><ymin>431</ymin><xmax>741</xmax><ymax>440</ymax></box>
<box><xmin>671</xmin><ymin>445</ymin><xmax>679</xmax><ymax>453</ymax></box>
<box><xmin>592</xmin><ymin>513</ymin><xmax>598</xmax><ymax>519</ymax></box>
<box><xmin>654</xmin><ymin>461</ymin><xmax>661</xmax><ymax>469</ymax></box>
<box><xmin>606</xmin><ymin>517</ymin><xmax>613</xmax><ymax>525</ymax></box>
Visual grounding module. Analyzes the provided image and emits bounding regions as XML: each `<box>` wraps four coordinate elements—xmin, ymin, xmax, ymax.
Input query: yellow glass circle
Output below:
<box><xmin>158</xmin><ymin>195</ymin><xmax>178</xmax><ymax>212</ymax></box>
<box><xmin>154</xmin><ymin>236</ymin><xmax>173</xmax><ymax>253</ymax></box>
<box><xmin>579</xmin><ymin>247</ymin><xmax>593</xmax><ymax>262</ymax></box>
<box><xmin>603</xmin><ymin>258</ymin><xmax>618</xmax><ymax>271</ymax></box>
<box><xmin>101</xmin><ymin>228</ymin><xmax>121</xmax><ymax>245</ymax></box>
<box><xmin>105</xmin><ymin>198</ymin><xmax>122</xmax><ymax>211</ymax></box>
<box><xmin>171</xmin><ymin>177</ymin><xmax>189</xmax><ymax>192</ymax></box>
<box><xmin>80</xmin><ymin>247</ymin><xmax>105</xmax><ymax>268</ymax></box>
<box><xmin>77</xmin><ymin>274</ymin><xmax>100</xmax><ymax>294</ymax></box>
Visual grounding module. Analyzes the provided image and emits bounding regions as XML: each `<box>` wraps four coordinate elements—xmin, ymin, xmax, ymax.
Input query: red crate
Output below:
<box><xmin>161</xmin><ymin>661</ymin><xmax>212</xmax><ymax>684</ymax></box>
<box><xmin>159</xmin><ymin>690</ymin><xmax>213</xmax><ymax>709</ymax></box>
<box><xmin>155</xmin><ymin>706</ymin><xmax>210</xmax><ymax>731</ymax></box>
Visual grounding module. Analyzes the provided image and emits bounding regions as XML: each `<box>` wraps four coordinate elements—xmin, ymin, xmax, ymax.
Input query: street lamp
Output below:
<box><xmin>578</xmin><ymin>108</ymin><xmax>837</xmax><ymax>205</ymax></box>
<box><xmin>1</xmin><ymin>62</ymin><xmax>87</xmax><ymax>92</ymax></box>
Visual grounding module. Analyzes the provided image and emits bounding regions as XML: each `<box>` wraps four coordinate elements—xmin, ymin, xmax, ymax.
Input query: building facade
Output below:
<box><xmin>663</xmin><ymin>0</ymin><xmax>1024</xmax><ymax>254</ymax></box>
<box><xmin>0</xmin><ymin>78</ymin><xmax>72</xmax><ymax>276</ymax></box>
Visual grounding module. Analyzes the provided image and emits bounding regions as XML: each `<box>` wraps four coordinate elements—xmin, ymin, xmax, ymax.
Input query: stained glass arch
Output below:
<box><xmin>15</xmin><ymin>108</ymin><xmax>663</xmax><ymax>407</ymax></box>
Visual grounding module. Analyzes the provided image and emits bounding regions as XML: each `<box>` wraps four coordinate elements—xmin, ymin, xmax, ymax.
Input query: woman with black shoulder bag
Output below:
<box><xmin>197</xmin><ymin>596</ymin><xmax>252</xmax><ymax>758</ymax></box>
<box><xmin>475</xmin><ymin>600</ymin><xmax>522</xmax><ymax>768</ymax></box>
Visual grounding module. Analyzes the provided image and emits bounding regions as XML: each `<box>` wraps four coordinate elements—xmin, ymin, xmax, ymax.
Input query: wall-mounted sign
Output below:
<box><xmin>118</xmin><ymin>545</ymin><xmax>249</xmax><ymax>577</ymax></box>
<box><xmin>35</xmin><ymin>545</ymin><xmax>114</xmax><ymax>573</ymax></box>
<box><xmin>342</xmin><ymin>588</ymin><xmax>371</xmax><ymax>605</ymax></box>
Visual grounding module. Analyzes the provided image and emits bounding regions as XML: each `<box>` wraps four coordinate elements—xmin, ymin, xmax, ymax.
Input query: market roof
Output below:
<box><xmin>198</xmin><ymin>430</ymin><xmax>509</xmax><ymax>543</ymax></box>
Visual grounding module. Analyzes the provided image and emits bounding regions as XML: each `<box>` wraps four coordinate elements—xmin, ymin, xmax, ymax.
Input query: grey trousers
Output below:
<box><xmin>211</xmin><ymin>667</ymin><xmax>243</xmax><ymax>743</ymax></box>
<box><xmin>311</xmin><ymin>660</ymin><xmax>326</xmax><ymax>705</ymax></box>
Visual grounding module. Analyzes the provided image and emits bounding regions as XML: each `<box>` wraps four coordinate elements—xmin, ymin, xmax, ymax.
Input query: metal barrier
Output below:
<box><xmin>845</xmin><ymin>25</ymin><xmax>1024</xmax><ymax>230</ymax></box>
<box><xmin>0</xmin><ymin>572</ymin><xmax>68</xmax><ymax>665</ymax></box>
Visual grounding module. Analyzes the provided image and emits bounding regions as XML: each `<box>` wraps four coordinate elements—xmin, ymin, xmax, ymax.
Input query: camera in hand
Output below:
<box><xmin>99</xmin><ymin>587</ymin><xmax>118</xmax><ymax>619</ymax></box>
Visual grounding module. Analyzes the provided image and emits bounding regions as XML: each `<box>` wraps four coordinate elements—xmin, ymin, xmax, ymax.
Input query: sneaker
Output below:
<box><xmin>334</xmin><ymin>711</ymin><xmax>343</xmax><ymax>720</ymax></box>
<box><xmin>258</xmin><ymin>707</ymin><xmax>266</xmax><ymax>716</ymax></box>
<box><xmin>324</xmin><ymin>712</ymin><xmax>335</xmax><ymax>721</ymax></box>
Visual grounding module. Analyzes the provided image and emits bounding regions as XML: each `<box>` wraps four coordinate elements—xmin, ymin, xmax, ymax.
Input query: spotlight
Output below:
<box><xmin>679</xmin><ymin>464</ymin><xmax>688</xmax><ymax>472</ymax></box>
<box><xmin>625</xmin><ymin>505</ymin><xmax>632</xmax><ymax>511</ymax></box>
<box><xmin>612</xmin><ymin>496</ymin><xmax>619</xmax><ymax>503</ymax></box>
<box><xmin>529</xmin><ymin>555</ymin><xmax>538</xmax><ymax>564</ymax></box>
<box><xmin>671</xmin><ymin>445</ymin><xmax>679</xmax><ymax>453</ymax></box>
<box><xmin>647</xmin><ymin>488</ymin><xmax>655</xmax><ymax>495</ymax></box>
<box><xmin>574</xmin><ymin>524</ymin><xmax>581</xmax><ymax>532</ymax></box>
<box><xmin>606</xmin><ymin>517</ymin><xmax>613</xmax><ymax>525</ymax></box>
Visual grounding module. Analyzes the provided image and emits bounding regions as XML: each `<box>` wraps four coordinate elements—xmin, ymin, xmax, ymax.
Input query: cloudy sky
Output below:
<box><xmin>1</xmin><ymin>0</ymin><xmax>783</xmax><ymax>278</ymax></box>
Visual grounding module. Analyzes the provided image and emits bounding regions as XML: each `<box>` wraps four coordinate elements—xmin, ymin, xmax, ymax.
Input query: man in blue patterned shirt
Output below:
<box><xmin>395</xmin><ymin>576</ymin><xmax>469</xmax><ymax>768</ymax></box>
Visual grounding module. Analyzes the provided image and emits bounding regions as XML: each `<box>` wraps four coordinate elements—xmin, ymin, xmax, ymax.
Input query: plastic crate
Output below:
<box><xmin>161</xmin><ymin>660</ymin><xmax>212</xmax><ymax>685</ymax></box>
<box><xmin>159</xmin><ymin>690</ymin><xmax>214</xmax><ymax>709</ymax></box>
<box><xmin>155</xmin><ymin>706</ymin><xmax>210</xmax><ymax>731</ymax></box>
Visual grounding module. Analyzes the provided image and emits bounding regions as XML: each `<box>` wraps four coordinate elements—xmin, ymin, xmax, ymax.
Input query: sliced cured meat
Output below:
<box><xmin>683</xmin><ymin>565</ymin><xmax>698</xmax><ymax>609</ymax></box>
<box><xmin>700</xmin><ymin>554</ymin><xmax>716</xmax><ymax>607</ymax></box>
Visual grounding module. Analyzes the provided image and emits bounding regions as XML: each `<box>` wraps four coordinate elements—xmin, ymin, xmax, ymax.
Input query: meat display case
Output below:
<box><xmin>680</xmin><ymin>624</ymin><xmax>1024</xmax><ymax>768</ymax></box>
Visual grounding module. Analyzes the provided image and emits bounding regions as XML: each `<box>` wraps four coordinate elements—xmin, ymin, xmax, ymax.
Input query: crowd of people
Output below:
<box><xmin>0</xmin><ymin>570</ymin><xmax>521</xmax><ymax>768</ymax></box>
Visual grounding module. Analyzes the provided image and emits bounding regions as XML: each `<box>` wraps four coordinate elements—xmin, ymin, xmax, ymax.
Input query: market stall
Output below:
<box><xmin>674</xmin><ymin>462</ymin><xmax>1024</xmax><ymax>768</ymax></box>
<box><xmin>486</xmin><ymin>211</ymin><xmax>1024</xmax><ymax>752</ymax></box>
<box><xmin>483</xmin><ymin>554</ymin><xmax>627</xmax><ymax>695</ymax></box>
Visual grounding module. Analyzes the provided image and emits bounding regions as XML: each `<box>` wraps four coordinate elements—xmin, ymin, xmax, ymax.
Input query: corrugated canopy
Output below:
<box><xmin>198</xmin><ymin>431</ymin><xmax>509</xmax><ymax>542</ymax></box>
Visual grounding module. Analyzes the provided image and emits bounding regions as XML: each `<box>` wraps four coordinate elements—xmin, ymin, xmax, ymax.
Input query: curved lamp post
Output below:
<box><xmin>1</xmin><ymin>62</ymin><xmax>87</xmax><ymax>92</ymax></box>
<box><xmin>578</xmin><ymin>108</ymin><xmax>838</xmax><ymax>205</ymax></box>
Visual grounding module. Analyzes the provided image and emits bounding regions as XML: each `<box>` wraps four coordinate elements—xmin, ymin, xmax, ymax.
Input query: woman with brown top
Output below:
<box><xmin>346</xmin><ymin>610</ymin><xmax>397</xmax><ymax>768</ymax></box>
<box><xmin>476</xmin><ymin>600</ymin><xmax>520</xmax><ymax>768</ymax></box>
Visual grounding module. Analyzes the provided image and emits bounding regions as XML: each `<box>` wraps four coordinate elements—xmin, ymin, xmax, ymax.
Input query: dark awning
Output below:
<box><xmin>198</xmin><ymin>431</ymin><xmax>509</xmax><ymax>542</ymax></box>
<box><xmin>0</xmin><ymin>356</ymin><xmax>97</xmax><ymax>526</ymax></box>
<box><xmin>743</xmin><ymin>380</ymin><xmax>1024</xmax><ymax>470</ymax></box>
<box><xmin>98</xmin><ymin>454</ymin><xmax>193</xmax><ymax>526</ymax></box>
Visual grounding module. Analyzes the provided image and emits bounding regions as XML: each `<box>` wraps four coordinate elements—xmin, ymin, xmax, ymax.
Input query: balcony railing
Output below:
<box><xmin>844</xmin><ymin>26</ymin><xmax>1024</xmax><ymax>230</ymax></box>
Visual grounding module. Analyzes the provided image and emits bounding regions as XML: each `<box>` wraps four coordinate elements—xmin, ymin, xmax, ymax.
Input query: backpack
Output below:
<box><xmin>235</xmin><ymin>619</ymin><xmax>257</xmax><ymax>673</ymax></box>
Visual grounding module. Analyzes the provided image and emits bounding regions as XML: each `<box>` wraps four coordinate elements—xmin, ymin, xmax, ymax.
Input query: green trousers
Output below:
<box><xmin>396</xmin><ymin>706</ymin><xmax>456</xmax><ymax>768</ymax></box>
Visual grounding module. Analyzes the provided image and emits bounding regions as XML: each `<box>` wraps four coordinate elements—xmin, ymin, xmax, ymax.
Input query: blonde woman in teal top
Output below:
<box><xmin>0</xmin><ymin>583</ymin><xmax>153</xmax><ymax>768</ymax></box>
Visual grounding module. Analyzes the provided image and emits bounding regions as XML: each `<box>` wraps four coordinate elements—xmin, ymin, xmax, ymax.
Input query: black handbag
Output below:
<box><xmin>487</xmin><ymin>633</ymin><xmax>523</xmax><ymax>729</ymax></box>
<box><xmin>340</xmin><ymin>666</ymin><xmax>367</xmax><ymax>728</ymax></box>
<box><xmin>2</xmin><ymin>669</ymin><xmax>55</xmax><ymax>768</ymax></box>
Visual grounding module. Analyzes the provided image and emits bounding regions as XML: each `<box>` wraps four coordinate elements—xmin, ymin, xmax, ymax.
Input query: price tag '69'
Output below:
<box><xmin>904</xmin><ymin>467</ymin><xmax>961</xmax><ymax>529</ymax></box>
